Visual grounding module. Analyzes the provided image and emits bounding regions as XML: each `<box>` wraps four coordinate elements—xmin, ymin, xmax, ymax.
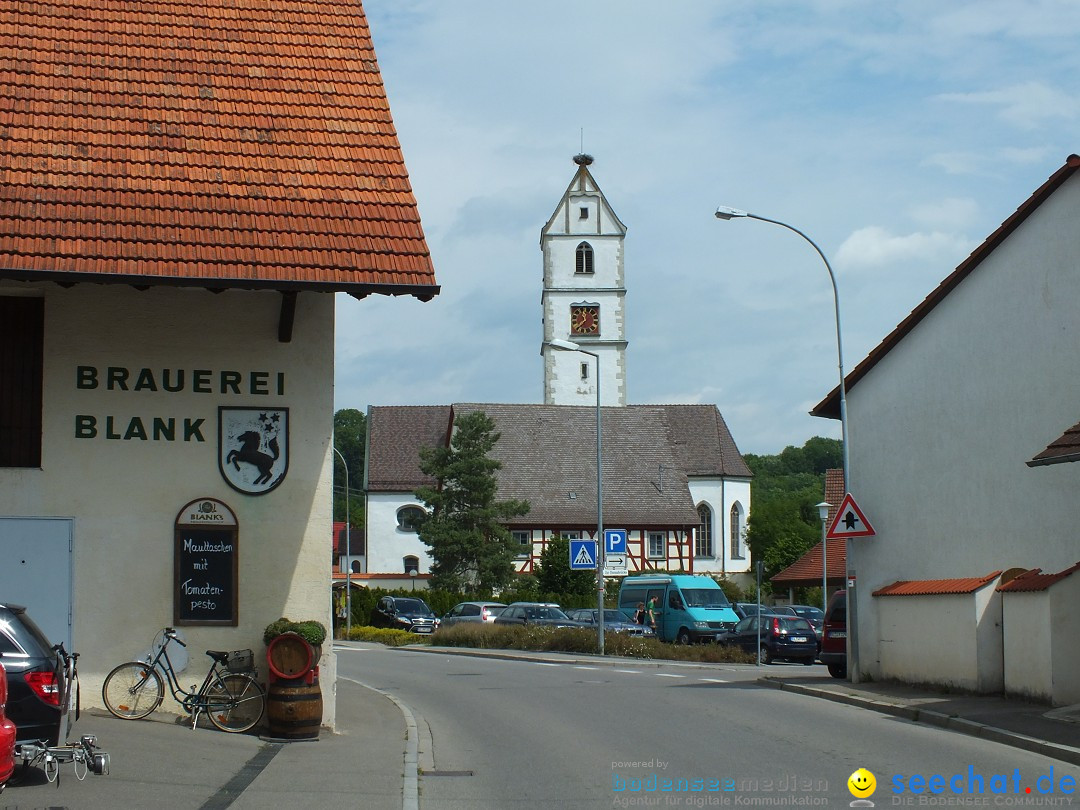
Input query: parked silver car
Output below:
<box><xmin>440</xmin><ymin>602</ymin><xmax>506</xmax><ymax>627</ymax></box>
<box><xmin>564</xmin><ymin>608</ymin><xmax>654</xmax><ymax>636</ymax></box>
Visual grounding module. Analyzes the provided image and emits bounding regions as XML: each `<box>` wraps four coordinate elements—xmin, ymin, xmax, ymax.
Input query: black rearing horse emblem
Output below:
<box><xmin>226</xmin><ymin>431</ymin><xmax>280</xmax><ymax>485</ymax></box>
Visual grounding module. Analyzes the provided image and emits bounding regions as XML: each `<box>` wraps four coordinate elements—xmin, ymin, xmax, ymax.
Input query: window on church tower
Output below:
<box><xmin>580</xmin><ymin>362</ymin><xmax>589</xmax><ymax>381</ymax></box>
<box><xmin>579</xmin><ymin>206</ymin><xmax>589</xmax><ymax>219</ymax></box>
<box><xmin>575</xmin><ymin>242</ymin><xmax>594</xmax><ymax>274</ymax></box>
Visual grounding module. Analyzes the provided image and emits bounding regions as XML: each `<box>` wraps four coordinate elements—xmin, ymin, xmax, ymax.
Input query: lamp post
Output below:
<box><xmin>714</xmin><ymin>206</ymin><xmax>857</xmax><ymax>681</ymax></box>
<box><xmin>332</xmin><ymin>445</ymin><xmax>352</xmax><ymax>638</ymax></box>
<box><xmin>548</xmin><ymin>338</ymin><xmax>605</xmax><ymax>655</ymax></box>
<box><xmin>816</xmin><ymin>502</ymin><xmax>831</xmax><ymax>619</ymax></box>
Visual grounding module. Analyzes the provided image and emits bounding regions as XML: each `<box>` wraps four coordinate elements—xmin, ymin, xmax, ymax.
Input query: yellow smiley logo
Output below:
<box><xmin>848</xmin><ymin>768</ymin><xmax>877</xmax><ymax>798</ymax></box>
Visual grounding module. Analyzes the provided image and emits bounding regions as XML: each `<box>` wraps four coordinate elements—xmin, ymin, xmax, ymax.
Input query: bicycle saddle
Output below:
<box><xmin>206</xmin><ymin>650</ymin><xmax>229</xmax><ymax>663</ymax></box>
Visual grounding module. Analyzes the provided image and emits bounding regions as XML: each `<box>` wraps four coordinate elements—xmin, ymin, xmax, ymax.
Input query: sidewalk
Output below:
<box><xmin>2</xmin><ymin>673</ymin><xmax>406</xmax><ymax>810</ymax></box>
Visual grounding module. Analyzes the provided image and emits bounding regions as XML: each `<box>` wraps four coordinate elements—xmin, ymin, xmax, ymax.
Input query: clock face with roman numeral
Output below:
<box><xmin>571</xmin><ymin>305</ymin><xmax>599</xmax><ymax>335</ymax></box>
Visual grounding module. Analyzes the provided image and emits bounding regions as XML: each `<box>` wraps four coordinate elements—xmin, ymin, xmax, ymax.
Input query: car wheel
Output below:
<box><xmin>675</xmin><ymin>628</ymin><xmax>691</xmax><ymax>646</ymax></box>
<box><xmin>827</xmin><ymin>662</ymin><xmax>847</xmax><ymax>679</ymax></box>
<box><xmin>758</xmin><ymin>644</ymin><xmax>773</xmax><ymax>665</ymax></box>
<box><xmin>802</xmin><ymin>657</ymin><xmax>814</xmax><ymax>666</ymax></box>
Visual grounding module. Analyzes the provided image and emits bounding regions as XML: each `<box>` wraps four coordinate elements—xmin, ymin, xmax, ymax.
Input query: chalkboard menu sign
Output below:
<box><xmin>174</xmin><ymin>499</ymin><xmax>238</xmax><ymax>626</ymax></box>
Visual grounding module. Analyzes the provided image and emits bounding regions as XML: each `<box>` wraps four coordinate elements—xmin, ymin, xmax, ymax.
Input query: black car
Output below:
<box><xmin>0</xmin><ymin>603</ymin><xmax>68</xmax><ymax>746</ymax></box>
<box><xmin>717</xmin><ymin>614</ymin><xmax>818</xmax><ymax>665</ymax></box>
<box><xmin>493</xmin><ymin>603</ymin><xmax>583</xmax><ymax>628</ymax></box>
<box><xmin>371</xmin><ymin>596</ymin><xmax>440</xmax><ymax>634</ymax></box>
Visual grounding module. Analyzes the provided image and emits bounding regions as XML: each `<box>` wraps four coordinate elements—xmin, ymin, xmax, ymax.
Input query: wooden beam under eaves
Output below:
<box><xmin>278</xmin><ymin>291</ymin><xmax>297</xmax><ymax>343</ymax></box>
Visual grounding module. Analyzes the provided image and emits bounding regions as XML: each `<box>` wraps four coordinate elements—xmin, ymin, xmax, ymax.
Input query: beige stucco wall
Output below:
<box><xmin>1002</xmin><ymin>592</ymin><xmax>1052</xmax><ymax>701</ymax></box>
<box><xmin>0</xmin><ymin>282</ymin><xmax>337</xmax><ymax>725</ymax></box>
<box><xmin>876</xmin><ymin>591</ymin><xmax>1002</xmax><ymax>691</ymax></box>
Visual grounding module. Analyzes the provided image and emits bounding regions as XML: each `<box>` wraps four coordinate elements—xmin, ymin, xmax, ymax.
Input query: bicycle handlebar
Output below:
<box><xmin>164</xmin><ymin>627</ymin><xmax>187</xmax><ymax>647</ymax></box>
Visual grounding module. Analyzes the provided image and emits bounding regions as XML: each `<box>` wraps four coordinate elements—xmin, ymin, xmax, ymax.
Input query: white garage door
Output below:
<box><xmin>0</xmin><ymin>517</ymin><xmax>73</xmax><ymax>651</ymax></box>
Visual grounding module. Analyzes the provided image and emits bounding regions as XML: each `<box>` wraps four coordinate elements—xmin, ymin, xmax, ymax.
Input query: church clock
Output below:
<box><xmin>570</xmin><ymin>305</ymin><xmax>599</xmax><ymax>335</ymax></box>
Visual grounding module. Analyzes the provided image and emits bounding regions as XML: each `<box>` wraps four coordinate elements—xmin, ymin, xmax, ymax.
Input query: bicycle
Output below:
<box><xmin>101</xmin><ymin>628</ymin><xmax>265</xmax><ymax>733</ymax></box>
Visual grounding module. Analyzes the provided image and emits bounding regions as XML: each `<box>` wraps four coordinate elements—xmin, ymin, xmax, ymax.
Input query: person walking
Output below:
<box><xmin>646</xmin><ymin>595</ymin><xmax>659</xmax><ymax>630</ymax></box>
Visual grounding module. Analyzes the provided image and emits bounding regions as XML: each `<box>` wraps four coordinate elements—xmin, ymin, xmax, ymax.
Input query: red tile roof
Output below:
<box><xmin>813</xmin><ymin>155</ymin><xmax>1080</xmax><ymax>419</ymax></box>
<box><xmin>1027</xmin><ymin>421</ymin><xmax>1080</xmax><ymax>467</ymax></box>
<box><xmin>0</xmin><ymin>0</ymin><xmax>438</xmax><ymax>300</ymax></box>
<box><xmin>997</xmin><ymin>562</ymin><xmax>1080</xmax><ymax>593</ymax></box>
<box><xmin>872</xmin><ymin>571</ymin><xmax>1002</xmax><ymax>597</ymax></box>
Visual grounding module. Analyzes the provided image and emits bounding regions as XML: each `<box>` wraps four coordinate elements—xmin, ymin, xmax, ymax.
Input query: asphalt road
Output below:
<box><xmin>339</xmin><ymin>646</ymin><xmax>1080</xmax><ymax>810</ymax></box>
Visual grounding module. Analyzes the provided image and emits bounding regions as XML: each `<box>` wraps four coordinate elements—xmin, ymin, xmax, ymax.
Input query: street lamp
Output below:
<box><xmin>548</xmin><ymin>338</ymin><xmax>605</xmax><ymax>655</ymax></box>
<box><xmin>332</xmin><ymin>445</ymin><xmax>352</xmax><ymax>638</ymax></box>
<box><xmin>714</xmin><ymin>206</ymin><xmax>857</xmax><ymax>681</ymax></box>
<box><xmin>713</xmin><ymin>207</ymin><xmax>849</xmax><ymax>486</ymax></box>
<box><xmin>816</xmin><ymin>502</ymin><xmax>831</xmax><ymax>619</ymax></box>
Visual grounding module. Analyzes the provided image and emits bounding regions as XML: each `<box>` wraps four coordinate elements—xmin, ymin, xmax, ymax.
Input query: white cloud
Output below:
<box><xmin>908</xmin><ymin>198</ymin><xmax>979</xmax><ymax>231</ymax></box>
<box><xmin>835</xmin><ymin>227</ymin><xmax>973</xmax><ymax>270</ymax></box>
<box><xmin>936</xmin><ymin>82</ymin><xmax>1079</xmax><ymax>130</ymax></box>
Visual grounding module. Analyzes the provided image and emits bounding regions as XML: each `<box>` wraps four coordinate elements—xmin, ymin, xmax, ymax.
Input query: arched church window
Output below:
<box><xmin>730</xmin><ymin>502</ymin><xmax>745</xmax><ymax>559</ymax></box>
<box><xmin>696</xmin><ymin>504</ymin><xmax>713</xmax><ymax>558</ymax></box>
<box><xmin>575</xmin><ymin>242</ymin><xmax>594</xmax><ymax>274</ymax></box>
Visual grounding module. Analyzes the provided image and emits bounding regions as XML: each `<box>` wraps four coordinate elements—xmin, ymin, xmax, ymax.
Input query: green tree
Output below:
<box><xmin>333</xmin><ymin>408</ymin><xmax>366</xmax><ymax>527</ymax></box>
<box><xmin>535</xmin><ymin>535</ymin><xmax>595</xmax><ymax>598</ymax></box>
<box><xmin>413</xmin><ymin>411</ymin><xmax>530</xmax><ymax>594</ymax></box>
<box><xmin>743</xmin><ymin>436</ymin><xmax>841</xmax><ymax>593</ymax></box>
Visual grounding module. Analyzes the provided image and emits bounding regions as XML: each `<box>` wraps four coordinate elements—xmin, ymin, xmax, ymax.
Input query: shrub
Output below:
<box><xmin>428</xmin><ymin>623</ymin><xmax>754</xmax><ymax>664</ymax></box>
<box><xmin>347</xmin><ymin>626</ymin><xmax>430</xmax><ymax>647</ymax></box>
<box><xmin>263</xmin><ymin>617</ymin><xmax>327</xmax><ymax>646</ymax></box>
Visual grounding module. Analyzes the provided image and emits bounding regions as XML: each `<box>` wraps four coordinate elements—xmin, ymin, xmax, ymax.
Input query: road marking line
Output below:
<box><xmin>534</xmin><ymin>662</ymin><xmax>560</xmax><ymax>667</ymax></box>
<box><xmin>700</xmin><ymin>677</ymin><xmax>729</xmax><ymax>683</ymax></box>
<box><xmin>574</xmin><ymin>666</ymin><xmax>599</xmax><ymax>670</ymax></box>
<box><xmin>615</xmin><ymin>669</ymin><xmax>641</xmax><ymax>674</ymax></box>
<box><xmin>655</xmin><ymin>673</ymin><xmax>685</xmax><ymax>678</ymax></box>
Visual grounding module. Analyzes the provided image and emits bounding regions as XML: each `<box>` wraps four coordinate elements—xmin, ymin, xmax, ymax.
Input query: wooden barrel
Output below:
<box><xmin>266</xmin><ymin>677</ymin><xmax>322</xmax><ymax>740</ymax></box>
<box><xmin>266</xmin><ymin>632</ymin><xmax>314</xmax><ymax>680</ymax></box>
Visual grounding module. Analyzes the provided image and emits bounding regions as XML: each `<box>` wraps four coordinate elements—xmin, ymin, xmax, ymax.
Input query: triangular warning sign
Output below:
<box><xmin>826</xmin><ymin>493</ymin><xmax>876</xmax><ymax>539</ymax></box>
<box><xmin>573</xmin><ymin>544</ymin><xmax>595</xmax><ymax>566</ymax></box>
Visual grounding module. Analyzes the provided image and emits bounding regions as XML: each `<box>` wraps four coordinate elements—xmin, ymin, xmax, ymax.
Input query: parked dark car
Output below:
<box><xmin>0</xmin><ymin>603</ymin><xmax>66</xmax><ymax>746</ymax></box>
<box><xmin>371</xmin><ymin>596</ymin><xmax>440</xmax><ymax>634</ymax></box>
<box><xmin>564</xmin><ymin>608</ymin><xmax>655</xmax><ymax>636</ymax></box>
<box><xmin>789</xmin><ymin>604</ymin><xmax>825</xmax><ymax>651</ymax></box>
<box><xmin>440</xmin><ymin>601</ymin><xmax>506</xmax><ymax>627</ymax></box>
<box><xmin>732</xmin><ymin>602</ymin><xmax>783</xmax><ymax>620</ymax></box>
<box><xmin>717</xmin><ymin>614</ymin><xmax>818</xmax><ymax>664</ymax></box>
<box><xmin>493</xmin><ymin>603</ymin><xmax>583</xmax><ymax>629</ymax></box>
<box><xmin>820</xmin><ymin>589</ymin><xmax>847</xmax><ymax>678</ymax></box>
<box><xmin>1</xmin><ymin>661</ymin><xmax>16</xmax><ymax>788</ymax></box>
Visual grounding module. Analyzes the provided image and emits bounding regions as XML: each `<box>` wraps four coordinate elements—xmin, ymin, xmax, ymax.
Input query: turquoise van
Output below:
<box><xmin>618</xmin><ymin>574</ymin><xmax>739</xmax><ymax>644</ymax></box>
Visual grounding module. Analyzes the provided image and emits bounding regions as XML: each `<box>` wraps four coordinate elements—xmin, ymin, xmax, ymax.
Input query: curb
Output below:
<box><xmin>762</xmin><ymin>678</ymin><xmax>1080</xmax><ymax>767</ymax></box>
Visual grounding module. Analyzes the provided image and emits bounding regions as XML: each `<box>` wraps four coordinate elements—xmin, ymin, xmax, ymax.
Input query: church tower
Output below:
<box><xmin>541</xmin><ymin>155</ymin><xmax>628</xmax><ymax>406</ymax></box>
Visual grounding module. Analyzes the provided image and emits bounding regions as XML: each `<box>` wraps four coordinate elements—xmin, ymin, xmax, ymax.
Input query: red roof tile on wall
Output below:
<box><xmin>997</xmin><ymin>562</ymin><xmax>1080</xmax><ymax>592</ymax></box>
<box><xmin>873</xmin><ymin>572</ymin><xmax>1002</xmax><ymax>597</ymax></box>
<box><xmin>1027</xmin><ymin>421</ymin><xmax>1080</xmax><ymax>467</ymax></box>
<box><xmin>0</xmin><ymin>0</ymin><xmax>437</xmax><ymax>298</ymax></box>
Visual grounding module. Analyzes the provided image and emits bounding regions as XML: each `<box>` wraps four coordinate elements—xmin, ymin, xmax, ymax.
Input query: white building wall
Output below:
<box><xmin>1050</xmin><ymin>575</ymin><xmax>1080</xmax><ymax>705</ymax></box>
<box><xmin>876</xmin><ymin>595</ymin><xmax>981</xmax><ymax>689</ymax></box>
<box><xmin>0</xmin><ymin>282</ymin><xmax>336</xmax><ymax>722</ymax></box>
<box><xmin>688</xmin><ymin>477</ymin><xmax>752</xmax><ymax>576</ymax></box>
<box><xmin>845</xmin><ymin>173</ymin><xmax>1080</xmax><ymax>685</ymax></box>
<box><xmin>1002</xmin><ymin>592</ymin><xmax>1052</xmax><ymax>701</ymax></box>
<box><xmin>366</xmin><ymin>491</ymin><xmax>431</xmax><ymax>574</ymax></box>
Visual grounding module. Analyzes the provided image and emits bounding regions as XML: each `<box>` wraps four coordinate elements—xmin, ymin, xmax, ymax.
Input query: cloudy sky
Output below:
<box><xmin>335</xmin><ymin>1</ymin><xmax>1080</xmax><ymax>455</ymax></box>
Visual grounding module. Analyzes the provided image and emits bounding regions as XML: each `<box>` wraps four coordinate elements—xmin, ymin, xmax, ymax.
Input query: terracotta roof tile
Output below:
<box><xmin>0</xmin><ymin>0</ymin><xmax>437</xmax><ymax>299</ymax></box>
<box><xmin>872</xmin><ymin>572</ymin><xmax>1002</xmax><ymax>597</ymax></box>
<box><xmin>1027</xmin><ymin>421</ymin><xmax>1080</xmax><ymax>467</ymax></box>
<box><xmin>771</xmin><ymin>538</ymin><xmax>847</xmax><ymax>587</ymax></box>
<box><xmin>997</xmin><ymin>562</ymin><xmax>1080</xmax><ymax>593</ymax></box>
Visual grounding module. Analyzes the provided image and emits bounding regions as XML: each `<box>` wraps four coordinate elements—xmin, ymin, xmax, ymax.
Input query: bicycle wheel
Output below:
<box><xmin>102</xmin><ymin>662</ymin><xmax>164</xmax><ymax>720</ymax></box>
<box><xmin>206</xmin><ymin>674</ymin><xmax>265</xmax><ymax>733</ymax></box>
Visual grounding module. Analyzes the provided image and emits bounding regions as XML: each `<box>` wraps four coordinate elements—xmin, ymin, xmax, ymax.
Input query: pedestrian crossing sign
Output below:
<box><xmin>570</xmin><ymin>539</ymin><xmax>598</xmax><ymax>570</ymax></box>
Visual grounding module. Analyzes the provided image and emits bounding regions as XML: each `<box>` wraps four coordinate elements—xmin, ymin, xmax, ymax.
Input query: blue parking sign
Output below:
<box><xmin>569</xmin><ymin>540</ymin><xmax>597</xmax><ymax>570</ymax></box>
<box><xmin>604</xmin><ymin>529</ymin><xmax>627</xmax><ymax>554</ymax></box>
